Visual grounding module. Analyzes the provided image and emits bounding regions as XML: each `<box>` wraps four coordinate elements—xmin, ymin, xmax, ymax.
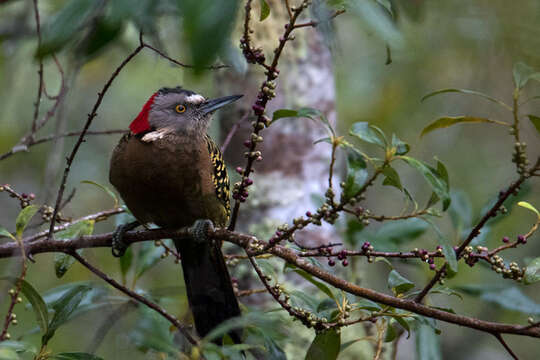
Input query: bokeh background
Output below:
<box><xmin>0</xmin><ymin>0</ymin><xmax>539</xmax><ymax>359</ymax></box>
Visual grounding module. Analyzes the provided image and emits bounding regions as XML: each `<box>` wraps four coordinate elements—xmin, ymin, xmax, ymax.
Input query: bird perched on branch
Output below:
<box><xmin>109</xmin><ymin>86</ymin><xmax>243</xmax><ymax>343</ymax></box>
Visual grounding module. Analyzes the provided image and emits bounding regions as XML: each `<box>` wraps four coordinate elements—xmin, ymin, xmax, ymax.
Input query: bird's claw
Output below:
<box><xmin>190</xmin><ymin>219</ymin><xmax>214</xmax><ymax>244</ymax></box>
<box><xmin>111</xmin><ymin>221</ymin><xmax>140</xmax><ymax>257</ymax></box>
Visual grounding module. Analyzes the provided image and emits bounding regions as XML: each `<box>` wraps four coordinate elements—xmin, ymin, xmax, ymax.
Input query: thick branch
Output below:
<box><xmin>1</xmin><ymin>228</ymin><xmax>539</xmax><ymax>339</ymax></box>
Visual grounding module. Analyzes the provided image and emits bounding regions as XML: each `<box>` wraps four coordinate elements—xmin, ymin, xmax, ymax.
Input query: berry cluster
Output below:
<box><xmin>0</xmin><ymin>184</ymin><xmax>36</xmax><ymax>208</ymax></box>
<box><xmin>512</xmin><ymin>141</ymin><xmax>529</xmax><ymax>175</ymax></box>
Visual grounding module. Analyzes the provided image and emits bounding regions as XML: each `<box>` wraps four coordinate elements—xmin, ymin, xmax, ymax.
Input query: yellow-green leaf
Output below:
<box><xmin>54</xmin><ymin>220</ymin><xmax>95</xmax><ymax>278</ymax></box>
<box><xmin>0</xmin><ymin>276</ymin><xmax>49</xmax><ymax>335</ymax></box>
<box><xmin>15</xmin><ymin>205</ymin><xmax>40</xmax><ymax>238</ymax></box>
<box><xmin>517</xmin><ymin>201</ymin><xmax>540</xmax><ymax>219</ymax></box>
<box><xmin>421</xmin><ymin>116</ymin><xmax>507</xmax><ymax>137</ymax></box>
<box><xmin>421</xmin><ymin>88</ymin><xmax>512</xmax><ymax>110</ymax></box>
<box><xmin>0</xmin><ymin>226</ymin><xmax>15</xmax><ymax>240</ymax></box>
<box><xmin>258</xmin><ymin>0</ymin><xmax>270</xmax><ymax>21</ymax></box>
<box><xmin>305</xmin><ymin>329</ymin><xmax>340</xmax><ymax>360</ymax></box>
<box><xmin>527</xmin><ymin>115</ymin><xmax>540</xmax><ymax>134</ymax></box>
<box><xmin>81</xmin><ymin>180</ymin><xmax>119</xmax><ymax>207</ymax></box>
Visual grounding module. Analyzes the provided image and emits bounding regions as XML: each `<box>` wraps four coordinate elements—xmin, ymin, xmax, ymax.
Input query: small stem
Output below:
<box><xmin>69</xmin><ymin>251</ymin><xmax>198</xmax><ymax>345</ymax></box>
<box><xmin>493</xmin><ymin>333</ymin><xmax>519</xmax><ymax>360</ymax></box>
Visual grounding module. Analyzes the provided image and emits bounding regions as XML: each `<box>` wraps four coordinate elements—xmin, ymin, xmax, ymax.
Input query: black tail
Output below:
<box><xmin>174</xmin><ymin>238</ymin><xmax>242</xmax><ymax>344</ymax></box>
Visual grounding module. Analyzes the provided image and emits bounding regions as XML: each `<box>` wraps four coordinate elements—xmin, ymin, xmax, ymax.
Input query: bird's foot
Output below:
<box><xmin>111</xmin><ymin>221</ymin><xmax>140</xmax><ymax>257</ymax></box>
<box><xmin>189</xmin><ymin>219</ymin><xmax>214</xmax><ymax>244</ymax></box>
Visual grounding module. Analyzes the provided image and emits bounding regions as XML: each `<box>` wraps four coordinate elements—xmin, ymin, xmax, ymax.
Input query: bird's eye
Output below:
<box><xmin>175</xmin><ymin>104</ymin><xmax>186</xmax><ymax>113</ymax></box>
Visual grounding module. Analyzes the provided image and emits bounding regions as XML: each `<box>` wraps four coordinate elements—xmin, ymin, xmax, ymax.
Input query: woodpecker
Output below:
<box><xmin>109</xmin><ymin>86</ymin><xmax>243</xmax><ymax>342</ymax></box>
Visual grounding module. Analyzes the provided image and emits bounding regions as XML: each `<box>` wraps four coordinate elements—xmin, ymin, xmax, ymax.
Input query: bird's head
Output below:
<box><xmin>129</xmin><ymin>86</ymin><xmax>242</xmax><ymax>138</ymax></box>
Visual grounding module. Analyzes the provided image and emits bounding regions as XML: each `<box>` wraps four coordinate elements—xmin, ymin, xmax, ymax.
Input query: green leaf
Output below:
<box><xmin>421</xmin><ymin>88</ymin><xmax>511</xmax><ymax>110</ymax></box>
<box><xmin>285</xmin><ymin>264</ymin><xmax>335</xmax><ymax>300</ymax></box>
<box><xmin>526</xmin><ymin>115</ymin><xmax>540</xmax><ymax>134</ymax></box>
<box><xmin>135</xmin><ymin>241</ymin><xmax>164</xmax><ymax>279</ymax></box>
<box><xmin>37</xmin><ymin>0</ymin><xmax>100</xmax><ymax>58</ymax></box>
<box><xmin>373</xmin><ymin>218</ymin><xmax>429</xmax><ymax>247</ymax></box>
<box><xmin>204</xmin><ymin>311</ymin><xmax>282</xmax><ymax>345</ymax></box>
<box><xmin>42</xmin><ymin>284</ymin><xmax>92</xmax><ymax>345</ymax></box>
<box><xmin>382</xmin><ymin>166</ymin><xmax>402</xmax><ymax>191</ymax></box>
<box><xmin>349</xmin><ymin>122</ymin><xmax>387</xmax><ymax>148</ymax></box>
<box><xmin>272</xmin><ymin>109</ymin><xmax>299</xmax><ymax>121</ymax></box>
<box><xmin>0</xmin><ymin>347</ymin><xmax>19</xmax><ymax>360</ymax></box>
<box><xmin>120</xmin><ymin>246</ymin><xmax>134</xmax><ymax>283</ymax></box>
<box><xmin>258</xmin><ymin>0</ymin><xmax>270</xmax><ymax>21</ymax></box>
<box><xmin>15</xmin><ymin>205</ymin><xmax>39</xmax><ymax>238</ymax></box>
<box><xmin>262</xmin><ymin>336</ymin><xmax>287</xmax><ymax>360</ymax></box>
<box><xmin>393</xmin><ymin>313</ymin><xmax>412</xmax><ymax>338</ymax></box>
<box><xmin>0</xmin><ymin>341</ymin><xmax>37</xmax><ymax>356</ymax></box>
<box><xmin>457</xmin><ymin>285</ymin><xmax>540</xmax><ymax>315</ymax></box>
<box><xmin>388</xmin><ymin>270</ymin><xmax>414</xmax><ymax>295</ymax></box>
<box><xmin>391</xmin><ymin>133</ymin><xmax>409</xmax><ymax>155</ymax></box>
<box><xmin>0</xmin><ymin>226</ymin><xmax>15</xmax><ymax>240</ymax></box>
<box><xmin>384</xmin><ymin>320</ymin><xmax>397</xmax><ymax>342</ymax></box>
<box><xmin>76</xmin><ymin>15</ymin><xmax>123</xmax><ymax>60</ymax></box>
<box><xmin>54</xmin><ymin>221</ymin><xmax>95</xmax><ymax>278</ymax></box>
<box><xmin>356</xmin><ymin>299</ymin><xmax>382</xmax><ymax>311</ymax></box>
<box><xmin>524</xmin><ymin>257</ymin><xmax>540</xmax><ymax>285</ymax></box>
<box><xmin>128</xmin><ymin>307</ymin><xmax>179</xmax><ymax>355</ymax></box>
<box><xmin>400</xmin><ymin>156</ymin><xmax>450</xmax><ymax>211</ymax></box>
<box><xmin>305</xmin><ymin>329</ymin><xmax>341</xmax><ymax>360</ymax></box>
<box><xmin>517</xmin><ymin>201</ymin><xmax>540</xmax><ymax>219</ymax></box>
<box><xmin>81</xmin><ymin>180</ymin><xmax>119</xmax><ymax>207</ymax></box>
<box><xmin>421</xmin><ymin>218</ymin><xmax>457</xmax><ymax>274</ymax></box>
<box><xmin>449</xmin><ymin>190</ymin><xmax>472</xmax><ymax>229</ymax></box>
<box><xmin>271</xmin><ymin>108</ymin><xmax>334</xmax><ymax>136</ymax></box>
<box><xmin>51</xmin><ymin>353</ymin><xmax>104</xmax><ymax>360</ymax></box>
<box><xmin>513</xmin><ymin>62</ymin><xmax>540</xmax><ymax>90</ymax></box>
<box><xmin>0</xmin><ymin>277</ymin><xmax>49</xmax><ymax>335</ymax></box>
<box><xmin>421</xmin><ymin>116</ymin><xmax>507</xmax><ymax>137</ymax></box>
<box><xmin>179</xmin><ymin>0</ymin><xmax>240</xmax><ymax>70</ymax></box>
<box><xmin>376</xmin><ymin>0</ymin><xmax>394</xmax><ymax>18</ymax></box>
<box><xmin>416</xmin><ymin>321</ymin><xmax>442</xmax><ymax>360</ymax></box>
<box><xmin>297</xmin><ymin>108</ymin><xmax>334</xmax><ymax>136</ymax></box>
<box><xmin>343</xmin><ymin>149</ymin><xmax>368</xmax><ymax>200</ymax></box>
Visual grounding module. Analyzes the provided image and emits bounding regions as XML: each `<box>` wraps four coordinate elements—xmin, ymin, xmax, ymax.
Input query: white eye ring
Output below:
<box><xmin>175</xmin><ymin>104</ymin><xmax>186</xmax><ymax>113</ymax></box>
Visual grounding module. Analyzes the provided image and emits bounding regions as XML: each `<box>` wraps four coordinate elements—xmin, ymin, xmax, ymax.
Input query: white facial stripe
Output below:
<box><xmin>185</xmin><ymin>94</ymin><xmax>205</xmax><ymax>104</ymax></box>
<box><xmin>141</xmin><ymin>127</ymin><xmax>174</xmax><ymax>142</ymax></box>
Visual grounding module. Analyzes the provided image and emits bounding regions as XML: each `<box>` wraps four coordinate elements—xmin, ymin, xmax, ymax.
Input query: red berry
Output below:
<box><xmin>429</xmin><ymin>264</ymin><xmax>436</xmax><ymax>270</ymax></box>
<box><xmin>328</xmin><ymin>259</ymin><xmax>336</xmax><ymax>267</ymax></box>
<box><xmin>502</xmin><ymin>236</ymin><xmax>509</xmax><ymax>243</ymax></box>
<box><xmin>342</xmin><ymin>260</ymin><xmax>349</xmax><ymax>267</ymax></box>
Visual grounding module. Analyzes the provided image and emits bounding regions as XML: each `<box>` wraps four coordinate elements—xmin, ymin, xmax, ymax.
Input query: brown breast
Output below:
<box><xmin>109</xmin><ymin>133</ymin><xmax>228</xmax><ymax>228</ymax></box>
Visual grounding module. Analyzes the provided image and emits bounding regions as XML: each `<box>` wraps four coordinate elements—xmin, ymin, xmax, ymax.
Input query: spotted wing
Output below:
<box><xmin>205</xmin><ymin>135</ymin><xmax>231</xmax><ymax>219</ymax></box>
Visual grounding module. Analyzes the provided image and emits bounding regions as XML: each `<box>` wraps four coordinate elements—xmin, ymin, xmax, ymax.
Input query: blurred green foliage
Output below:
<box><xmin>0</xmin><ymin>0</ymin><xmax>539</xmax><ymax>359</ymax></box>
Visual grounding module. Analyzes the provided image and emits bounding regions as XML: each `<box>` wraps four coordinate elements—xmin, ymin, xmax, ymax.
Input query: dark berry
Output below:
<box><xmin>502</xmin><ymin>236</ymin><xmax>510</xmax><ymax>243</ymax></box>
<box><xmin>328</xmin><ymin>259</ymin><xmax>336</xmax><ymax>267</ymax></box>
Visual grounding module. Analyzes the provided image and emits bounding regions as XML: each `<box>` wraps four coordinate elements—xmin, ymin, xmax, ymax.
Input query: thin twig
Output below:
<box><xmin>293</xmin><ymin>9</ymin><xmax>346</xmax><ymax>29</ymax></box>
<box><xmin>221</xmin><ymin>111</ymin><xmax>249</xmax><ymax>153</ymax></box>
<box><xmin>69</xmin><ymin>251</ymin><xmax>199</xmax><ymax>345</ymax></box>
<box><xmin>0</xmin><ymin>233</ymin><xmax>27</xmax><ymax>341</ymax></box>
<box><xmin>229</xmin><ymin>0</ymin><xmax>311</xmax><ymax>230</ymax></box>
<box><xmin>30</xmin><ymin>0</ymin><xmax>43</xmax><ymax>139</ymax></box>
<box><xmin>492</xmin><ymin>333</ymin><xmax>519</xmax><ymax>360</ymax></box>
<box><xmin>26</xmin><ymin>207</ymin><xmax>124</xmax><ymax>243</ymax></box>
<box><xmin>236</xmin><ymin>288</ymin><xmax>267</xmax><ymax>297</ymax></box>
<box><xmin>47</xmin><ymin>37</ymin><xmax>145</xmax><ymax>239</ymax></box>
<box><xmin>414</xmin><ymin>176</ymin><xmax>526</xmax><ymax>303</ymax></box>
<box><xmin>143</xmin><ymin>42</ymin><xmax>227</xmax><ymax>70</ymax></box>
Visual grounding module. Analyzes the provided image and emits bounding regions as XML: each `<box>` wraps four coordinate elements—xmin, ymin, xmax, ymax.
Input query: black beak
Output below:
<box><xmin>199</xmin><ymin>95</ymin><xmax>243</xmax><ymax>115</ymax></box>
